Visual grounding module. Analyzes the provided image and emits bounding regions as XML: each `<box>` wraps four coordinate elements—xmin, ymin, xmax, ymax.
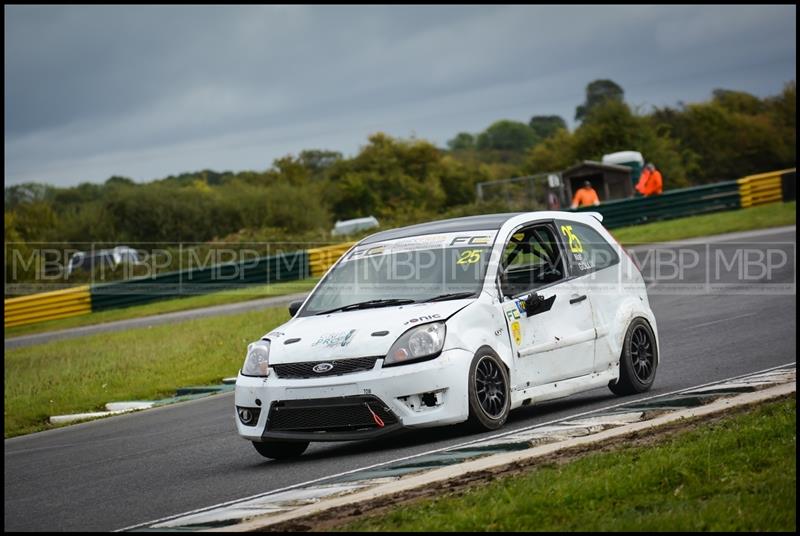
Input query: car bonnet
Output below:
<box><xmin>263</xmin><ymin>299</ymin><xmax>474</xmax><ymax>363</ymax></box>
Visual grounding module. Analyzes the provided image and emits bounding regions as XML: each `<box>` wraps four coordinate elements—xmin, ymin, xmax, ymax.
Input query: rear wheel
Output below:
<box><xmin>609</xmin><ymin>318</ymin><xmax>658</xmax><ymax>396</ymax></box>
<box><xmin>252</xmin><ymin>440</ymin><xmax>309</xmax><ymax>460</ymax></box>
<box><xmin>466</xmin><ymin>348</ymin><xmax>510</xmax><ymax>431</ymax></box>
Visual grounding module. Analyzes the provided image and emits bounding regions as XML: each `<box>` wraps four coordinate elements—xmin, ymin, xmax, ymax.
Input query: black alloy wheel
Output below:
<box><xmin>609</xmin><ymin>318</ymin><xmax>658</xmax><ymax>396</ymax></box>
<box><xmin>630</xmin><ymin>324</ymin><xmax>655</xmax><ymax>384</ymax></box>
<box><xmin>475</xmin><ymin>356</ymin><xmax>507</xmax><ymax>418</ymax></box>
<box><xmin>467</xmin><ymin>348</ymin><xmax>511</xmax><ymax>431</ymax></box>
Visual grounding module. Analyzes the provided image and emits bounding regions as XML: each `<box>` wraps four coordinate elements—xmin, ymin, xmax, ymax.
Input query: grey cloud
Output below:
<box><xmin>4</xmin><ymin>5</ymin><xmax>796</xmax><ymax>187</ymax></box>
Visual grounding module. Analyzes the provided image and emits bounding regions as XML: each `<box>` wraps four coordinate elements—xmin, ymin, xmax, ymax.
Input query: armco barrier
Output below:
<box><xmin>4</xmin><ymin>285</ymin><xmax>92</xmax><ymax>328</ymax></box>
<box><xmin>90</xmin><ymin>250</ymin><xmax>309</xmax><ymax>312</ymax></box>
<box><xmin>307</xmin><ymin>242</ymin><xmax>355</xmax><ymax>277</ymax></box>
<box><xmin>572</xmin><ymin>180</ymin><xmax>741</xmax><ymax>228</ymax></box>
<box><xmin>738</xmin><ymin>168</ymin><xmax>795</xmax><ymax>208</ymax></box>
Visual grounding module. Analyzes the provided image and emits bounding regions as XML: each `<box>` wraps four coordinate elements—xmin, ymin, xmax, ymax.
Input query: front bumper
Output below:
<box><xmin>235</xmin><ymin>348</ymin><xmax>472</xmax><ymax>442</ymax></box>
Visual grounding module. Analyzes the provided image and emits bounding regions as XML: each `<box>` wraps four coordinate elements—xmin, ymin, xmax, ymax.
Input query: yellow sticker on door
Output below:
<box><xmin>511</xmin><ymin>321</ymin><xmax>522</xmax><ymax>345</ymax></box>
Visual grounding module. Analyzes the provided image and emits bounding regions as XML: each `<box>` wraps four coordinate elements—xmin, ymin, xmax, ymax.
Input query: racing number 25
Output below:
<box><xmin>560</xmin><ymin>225</ymin><xmax>583</xmax><ymax>253</ymax></box>
<box><xmin>456</xmin><ymin>249</ymin><xmax>482</xmax><ymax>265</ymax></box>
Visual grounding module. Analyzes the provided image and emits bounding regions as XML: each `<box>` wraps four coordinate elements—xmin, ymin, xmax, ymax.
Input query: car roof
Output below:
<box><xmin>359</xmin><ymin>213</ymin><xmax>523</xmax><ymax>245</ymax></box>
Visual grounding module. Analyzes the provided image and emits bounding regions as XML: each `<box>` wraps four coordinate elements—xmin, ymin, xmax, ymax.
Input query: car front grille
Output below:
<box><xmin>271</xmin><ymin>356</ymin><xmax>379</xmax><ymax>379</ymax></box>
<box><xmin>267</xmin><ymin>395</ymin><xmax>399</xmax><ymax>433</ymax></box>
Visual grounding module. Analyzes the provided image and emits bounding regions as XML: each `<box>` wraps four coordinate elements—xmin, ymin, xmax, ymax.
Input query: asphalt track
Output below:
<box><xmin>4</xmin><ymin>227</ymin><xmax>796</xmax><ymax>531</ymax></box>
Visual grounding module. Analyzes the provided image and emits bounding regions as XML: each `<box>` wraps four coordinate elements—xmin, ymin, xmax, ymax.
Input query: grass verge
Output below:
<box><xmin>337</xmin><ymin>396</ymin><xmax>796</xmax><ymax>532</ymax></box>
<box><xmin>4</xmin><ymin>277</ymin><xmax>317</xmax><ymax>339</ymax></box>
<box><xmin>4</xmin><ymin>306</ymin><xmax>290</xmax><ymax>438</ymax></box>
<box><xmin>612</xmin><ymin>200</ymin><xmax>795</xmax><ymax>245</ymax></box>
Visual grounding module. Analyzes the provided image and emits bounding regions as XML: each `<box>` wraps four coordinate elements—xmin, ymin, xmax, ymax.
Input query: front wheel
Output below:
<box><xmin>466</xmin><ymin>348</ymin><xmax>510</xmax><ymax>431</ymax></box>
<box><xmin>252</xmin><ymin>440</ymin><xmax>309</xmax><ymax>460</ymax></box>
<box><xmin>609</xmin><ymin>318</ymin><xmax>658</xmax><ymax>396</ymax></box>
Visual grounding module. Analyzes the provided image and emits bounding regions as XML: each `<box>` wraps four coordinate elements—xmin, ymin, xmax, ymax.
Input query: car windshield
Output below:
<box><xmin>300</xmin><ymin>232</ymin><xmax>495</xmax><ymax>316</ymax></box>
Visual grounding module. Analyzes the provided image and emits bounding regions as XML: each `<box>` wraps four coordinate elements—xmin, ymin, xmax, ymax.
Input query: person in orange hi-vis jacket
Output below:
<box><xmin>636</xmin><ymin>163</ymin><xmax>663</xmax><ymax>196</ymax></box>
<box><xmin>571</xmin><ymin>180</ymin><xmax>600</xmax><ymax>208</ymax></box>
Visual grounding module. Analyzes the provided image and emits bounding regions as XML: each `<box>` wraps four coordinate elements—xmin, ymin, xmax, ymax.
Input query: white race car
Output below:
<box><xmin>236</xmin><ymin>211</ymin><xmax>659</xmax><ymax>459</ymax></box>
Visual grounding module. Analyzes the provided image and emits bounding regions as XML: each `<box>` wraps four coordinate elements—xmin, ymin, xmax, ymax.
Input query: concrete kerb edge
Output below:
<box><xmin>218</xmin><ymin>381</ymin><xmax>796</xmax><ymax>533</ymax></box>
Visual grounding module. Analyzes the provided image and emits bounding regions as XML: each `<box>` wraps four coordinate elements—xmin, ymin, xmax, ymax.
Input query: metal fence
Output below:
<box><xmin>476</xmin><ymin>172</ymin><xmax>564</xmax><ymax>210</ymax></box>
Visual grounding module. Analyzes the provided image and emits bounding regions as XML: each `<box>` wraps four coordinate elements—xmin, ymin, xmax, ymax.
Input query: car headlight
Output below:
<box><xmin>384</xmin><ymin>322</ymin><xmax>446</xmax><ymax>367</ymax></box>
<box><xmin>242</xmin><ymin>340</ymin><xmax>270</xmax><ymax>377</ymax></box>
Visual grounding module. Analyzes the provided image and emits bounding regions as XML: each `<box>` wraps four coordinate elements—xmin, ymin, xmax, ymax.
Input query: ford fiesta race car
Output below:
<box><xmin>236</xmin><ymin>211</ymin><xmax>659</xmax><ymax>459</ymax></box>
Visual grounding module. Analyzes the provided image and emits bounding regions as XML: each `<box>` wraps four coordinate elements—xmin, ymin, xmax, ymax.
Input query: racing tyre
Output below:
<box><xmin>252</xmin><ymin>440</ymin><xmax>309</xmax><ymax>460</ymax></box>
<box><xmin>466</xmin><ymin>348</ymin><xmax>510</xmax><ymax>431</ymax></box>
<box><xmin>609</xmin><ymin>318</ymin><xmax>658</xmax><ymax>396</ymax></box>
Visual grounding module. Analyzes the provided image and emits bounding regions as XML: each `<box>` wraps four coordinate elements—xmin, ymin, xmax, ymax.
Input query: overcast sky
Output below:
<box><xmin>4</xmin><ymin>5</ymin><xmax>796</xmax><ymax>187</ymax></box>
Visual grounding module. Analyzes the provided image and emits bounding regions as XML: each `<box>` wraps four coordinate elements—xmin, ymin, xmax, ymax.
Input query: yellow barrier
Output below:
<box><xmin>4</xmin><ymin>285</ymin><xmax>92</xmax><ymax>328</ymax></box>
<box><xmin>307</xmin><ymin>242</ymin><xmax>356</xmax><ymax>277</ymax></box>
<box><xmin>738</xmin><ymin>168</ymin><xmax>793</xmax><ymax>208</ymax></box>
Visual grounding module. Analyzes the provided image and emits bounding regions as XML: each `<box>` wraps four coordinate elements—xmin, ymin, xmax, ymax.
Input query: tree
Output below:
<box><xmin>105</xmin><ymin>175</ymin><xmax>136</xmax><ymax>187</ymax></box>
<box><xmin>447</xmin><ymin>132</ymin><xmax>476</xmax><ymax>151</ymax></box>
<box><xmin>651</xmin><ymin>82</ymin><xmax>795</xmax><ymax>184</ymax></box>
<box><xmin>271</xmin><ymin>156</ymin><xmax>311</xmax><ymax>185</ymax></box>
<box><xmin>711</xmin><ymin>89</ymin><xmax>764</xmax><ymax>115</ymax></box>
<box><xmin>327</xmin><ymin>133</ymin><xmax>447</xmax><ymax>223</ymax></box>
<box><xmin>4</xmin><ymin>183</ymin><xmax>53</xmax><ymax>209</ymax></box>
<box><xmin>298</xmin><ymin>150</ymin><xmax>342</xmax><ymax>175</ymax></box>
<box><xmin>528</xmin><ymin>115</ymin><xmax>567</xmax><ymax>140</ymax></box>
<box><xmin>526</xmin><ymin>128</ymin><xmax>578</xmax><ymax>174</ymax></box>
<box><xmin>528</xmin><ymin>99</ymin><xmax>691</xmax><ymax>189</ymax></box>
<box><xmin>575</xmin><ymin>79</ymin><xmax>625</xmax><ymax>122</ymax></box>
<box><xmin>476</xmin><ymin>120</ymin><xmax>539</xmax><ymax>152</ymax></box>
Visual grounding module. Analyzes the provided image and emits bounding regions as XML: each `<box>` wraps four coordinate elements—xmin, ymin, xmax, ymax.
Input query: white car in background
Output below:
<box><xmin>236</xmin><ymin>211</ymin><xmax>659</xmax><ymax>459</ymax></box>
<box><xmin>66</xmin><ymin>245</ymin><xmax>142</xmax><ymax>276</ymax></box>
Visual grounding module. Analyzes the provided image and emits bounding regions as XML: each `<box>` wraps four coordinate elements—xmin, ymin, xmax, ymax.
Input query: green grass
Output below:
<box><xmin>340</xmin><ymin>397</ymin><xmax>796</xmax><ymax>532</ymax></box>
<box><xmin>4</xmin><ymin>277</ymin><xmax>318</xmax><ymax>338</ymax></box>
<box><xmin>612</xmin><ymin>200</ymin><xmax>795</xmax><ymax>245</ymax></box>
<box><xmin>4</xmin><ymin>306</ymin><xmax>290</xmax><ymax>438</ymax></box>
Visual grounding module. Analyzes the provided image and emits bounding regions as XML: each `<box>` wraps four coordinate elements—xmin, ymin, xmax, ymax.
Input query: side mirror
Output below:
<box><xmin>288</xmin><ymin>301</ymin><xmax>303</xmax><ymax>317</ymax></box>
<box><xmin>524</xmin><ymin>293</ymin><xmax>556</xmax><ymax>317</ymax></box>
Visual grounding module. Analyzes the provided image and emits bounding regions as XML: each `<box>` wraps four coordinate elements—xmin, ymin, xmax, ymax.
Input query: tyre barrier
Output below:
<box><xmin>739</xmin><ymin>168</ymin><xmax>795</xmax><ymax>208</ymax></box>
<box><xmin>307</xmin><ymin>242</ymin><xmax>355</xmax><ymax>277</ymax></box>
<box><xmin>4</xmin><ymin>285</ymin><xmax>92</xmax><ymax>328</ymax></box>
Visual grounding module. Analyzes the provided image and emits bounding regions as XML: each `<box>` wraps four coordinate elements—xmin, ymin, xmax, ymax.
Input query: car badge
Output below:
<box><xmin>312</xmin><ymin>363</ymin><xmax>334</xmax><ymax>373</ymax></box>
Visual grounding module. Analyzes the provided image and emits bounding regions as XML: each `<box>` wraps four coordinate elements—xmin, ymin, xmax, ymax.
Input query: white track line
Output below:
<box><xmin>117</xmin><ymin>360</ymin><xmax>796</xmax><ymax>532</ymax></box>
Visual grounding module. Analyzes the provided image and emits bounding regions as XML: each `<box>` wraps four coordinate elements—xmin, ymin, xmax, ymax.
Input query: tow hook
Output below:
<box><xmin>365</xmin><ymin>403</ymin><xmax>385</xmax><ymax>428</ymax></box>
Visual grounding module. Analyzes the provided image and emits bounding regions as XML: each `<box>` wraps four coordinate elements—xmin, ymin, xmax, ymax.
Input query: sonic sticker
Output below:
<box><xmin>511</xmin><ymin>321</ymin><xmax>522</xmax><ymax>345</ymax></box>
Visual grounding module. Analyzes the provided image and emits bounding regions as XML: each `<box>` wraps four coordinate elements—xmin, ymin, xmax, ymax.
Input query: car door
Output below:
<box><xmin>555</xmin><ymin>218</ymin><xmax>623</xmax><ymax>372</ymax></box>
<box><xmin>498</xmin><ymin>222</ymin><xmax>596</xmax><ymax>387</ymax></box>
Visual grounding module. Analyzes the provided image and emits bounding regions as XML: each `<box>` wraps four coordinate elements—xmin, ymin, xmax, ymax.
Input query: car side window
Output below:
<box><xmin>500</xmin><ymin>224</ymin><xmax>565</xmax><ymax>297</ymax></box>
<box><xmin>556</xmin><ymin>220</ymin><xmax>620</xmax><ymax>276</ymax></box>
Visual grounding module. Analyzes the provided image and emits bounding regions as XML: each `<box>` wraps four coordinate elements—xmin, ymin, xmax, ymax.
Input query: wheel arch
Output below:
<box><xmin>611</xmin><ymin>298</ymin><xmax>660</xmax><ymax>367</ymax></box>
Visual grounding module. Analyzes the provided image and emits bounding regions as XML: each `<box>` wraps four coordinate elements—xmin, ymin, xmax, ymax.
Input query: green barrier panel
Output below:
<box><xmin>91</xmin><ymin>250</ymin><xmax>309</xmax><ymax>311</ymax></box>
<box><xmin>570</xmin><ymin>181</ymin><xmax>740</xmax><ymax>228</ymax></box>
